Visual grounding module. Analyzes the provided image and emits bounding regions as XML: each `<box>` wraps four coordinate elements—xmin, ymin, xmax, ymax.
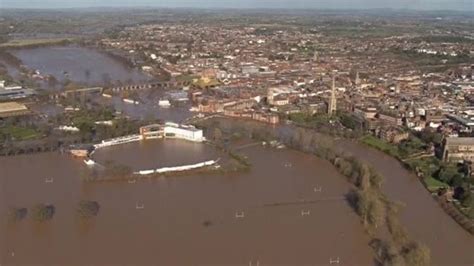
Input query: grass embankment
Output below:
<box><xmin>361</xmin><ymin>135</ymin><xmax>401</xmax><ymax>159</ymax></box>
<box><xmin>360</xmin><ymin>135</ymin><xmax>451</xmax><ymax>191</ymax></box>
<box><xmin>0</xmin><ymin>126</ymin><xmax>40</xmax><ymax>141</ymax></box>
<box><xmin>0</xmin><ymin>38</ymin><xmax>73</xmax><ymax>48</ymax></box>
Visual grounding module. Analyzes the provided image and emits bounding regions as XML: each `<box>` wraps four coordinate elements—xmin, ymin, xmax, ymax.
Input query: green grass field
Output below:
<box><xmin>360</xmin><ymin>135</ymin><xmax>401</xmax><ymax>158</ymax></box>
<box><xmin>423</xmin><ymin>176</ymin><xmax>449</xmax><ymax>192</ymax></box>
<box><xmin>0</xmin><ymin>126</ymin><xmax>40</xmax><ymax>141</ymax></box>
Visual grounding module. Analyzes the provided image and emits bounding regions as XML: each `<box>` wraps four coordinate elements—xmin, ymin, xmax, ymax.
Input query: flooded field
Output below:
<box><xmin>92</xmin><ymin>139</ymin><xmax>221</xmax><ymax>171</ymax></box>
<box><xmin>10</xmin><ymin>46</ymin><xmax>151</xmax><ymax>87</ymax></box>
<box><xmin>0</xmin><ymin>143</ymin><xmax>373</xmax><ymax>265</ymax></box>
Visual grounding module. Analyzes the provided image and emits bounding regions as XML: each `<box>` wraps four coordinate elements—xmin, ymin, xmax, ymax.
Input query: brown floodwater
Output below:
<box><xmin>337</xmin><ymin>140</ymin><xmax>474</xmax><ymax>266</ymax></box>
<box><xmin>92</xmin><ymin>139</ymin><xmax>222</xmax><ymax>171</ymax></box>
<box><xmin>0</xmin><ymin>141</ymin><xmax>374</xmax><ymax>265</ymax></box>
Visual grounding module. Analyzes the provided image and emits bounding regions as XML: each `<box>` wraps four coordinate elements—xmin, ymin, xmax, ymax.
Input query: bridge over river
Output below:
<box><xmin>50</xmin><ymin>80</ymin><xmax>192</xmax><ymax>99</ymax></box>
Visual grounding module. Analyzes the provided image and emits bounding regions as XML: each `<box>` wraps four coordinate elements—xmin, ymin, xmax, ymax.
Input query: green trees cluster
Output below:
<box><xmin>338</xmin><ymin>112</ymin><xmax>361</xmax><ymax>131</ymax></box>
<box><xmin>435</xmin><ymin>164</ymin><xmax>472</xmax><ymax>208</ymax></box>
<box><xmin>54</xmin><ymin>106</ymin><xmax>143</xmax><ymax>142</ymax></box>
<box><xmin>332</xmin><ymin>156</ymin><xmax>385</xmax><ymax>229</ymax></box>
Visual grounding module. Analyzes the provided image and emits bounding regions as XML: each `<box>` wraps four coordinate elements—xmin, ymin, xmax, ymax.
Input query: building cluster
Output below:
<box><xmin>1</xmin><ymin>16</ymin><xmax>473</xmax><ymax>165</ymax></box>
<box><xmin>95</xmin><ymin>21</ymin><xmax>474</xmax><ymax>161</ymax></box>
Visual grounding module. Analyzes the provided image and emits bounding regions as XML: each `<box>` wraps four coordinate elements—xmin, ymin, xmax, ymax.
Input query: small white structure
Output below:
<box><xmin>158</xmin><ymin>99</ymin><xmax>171</xmax><ymax>107</ymax></box>
<box><xmin>134</xmin><ymin>159</ymin><xmax>217</xmax><ymax>175</ymax></box>
<box><xmin>94</xmin><ymin>134</ymin><xmax>142</xmax><ymax>149</ymax></box>
<box><xmin>57</xmin><ymin>125</ymin><xmax>80</xmax><ymax>132</ymax></box>
<box><xmin>95</xmin><ymin>120</ymin><xmax>114</xmax><ymax>126</ymax></box>
<box><xmin>301</xmin><ymin>210</ymin><xmax>311</xmax><ymax>216</ymax></box>
<box><xmin>84</xmin><ymin>159</ymin><xmax>96</xmax><ymax>166</ymax></box>
<box><xmin>123</xmin><ymin>98</ymin><xmax>139</xmax><ymax>105</ymax></box>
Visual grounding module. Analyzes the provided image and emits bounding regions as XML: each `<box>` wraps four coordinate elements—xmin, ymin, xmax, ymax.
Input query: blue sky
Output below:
<box><xmin>1</xmin><ymin>0</ymin><xmax>473</xmax><ymax>10</ymax></box>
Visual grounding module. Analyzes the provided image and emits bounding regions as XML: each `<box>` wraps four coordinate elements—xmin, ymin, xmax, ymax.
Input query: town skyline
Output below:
<box><xmin>1</xmin><ymin>0</ymin><xmax>473</xmax><ymax>11</ymax></box>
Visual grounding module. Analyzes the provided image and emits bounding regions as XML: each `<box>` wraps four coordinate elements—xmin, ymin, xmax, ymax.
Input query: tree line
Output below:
<box><xmin>8</xmin><ymin>200</ymin><xmax>100</xmax><ymax>223</ymax></box>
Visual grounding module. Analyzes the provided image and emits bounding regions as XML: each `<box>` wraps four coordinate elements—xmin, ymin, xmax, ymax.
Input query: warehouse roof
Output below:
<box><xmin>0</xmin><ymin>102</ymin><xmax>28</xmax><ymax>113</ymax></box>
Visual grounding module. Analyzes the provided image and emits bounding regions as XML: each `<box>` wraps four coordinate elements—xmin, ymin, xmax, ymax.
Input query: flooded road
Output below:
<box><xmin>337</xmin><ymin>140</ymin><xmax>474</xmax><ymax>266</ymax></box>
<box><xmin>11</xmin><ymin>46</ymin><xmax>151</xmax><ymax>87</ymax></box>
<box><xmin>0</xmin><ymin>144</ymin><xmax>373</xmax><ymax>265</ymax></box>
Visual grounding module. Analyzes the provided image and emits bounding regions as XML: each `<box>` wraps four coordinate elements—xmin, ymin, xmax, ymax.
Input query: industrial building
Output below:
<box><xmin>442</xmin><ymin>137</ymin><xmax>474</xmax><ymax>162</ymax></box>
<box><xmin>0</xmin><ymin>86</ymin><xmax>35</xmax><ymax>101</ymax></box>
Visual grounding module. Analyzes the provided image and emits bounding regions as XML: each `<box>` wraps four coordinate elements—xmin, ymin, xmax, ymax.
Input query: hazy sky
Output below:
<box><xmin>1</xmin><ymin>0</ymin><xmax>473</xmax><ymax>10</ymax></box>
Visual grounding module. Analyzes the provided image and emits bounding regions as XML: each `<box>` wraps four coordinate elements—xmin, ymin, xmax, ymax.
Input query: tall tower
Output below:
<box><xmin>355</xmin><ymin>71</ymin><xmax>360</xmax><ymax>88</ymax></box>
<box><xmin>328</xmin><ymin>73</ymin><xmax>337</xmax><ymax>116</ymax></box>
<box><xmin>267</xmin><ymin>87</ymin><xmax>274</xmax><ymax>105</ymax></box>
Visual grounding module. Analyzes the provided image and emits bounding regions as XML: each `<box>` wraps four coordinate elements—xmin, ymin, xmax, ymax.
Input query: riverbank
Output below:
<box><xmin>0</xmin><ymin>38</ymin><xmax>74</xmax><ymax>49</ymax></box>
<box><xmin>360</xmin><ymin>134</ymin><xmax>474</xmax><ymax>234</ymax></box>
<box><xmin>196</xmin><ymin>117</ymin><xmax>474</xmax><ymax>265</ymax></box>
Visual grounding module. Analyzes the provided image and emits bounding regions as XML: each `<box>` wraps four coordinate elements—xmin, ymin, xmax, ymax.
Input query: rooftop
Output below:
<box><xmin>0</xmin><ymin>102</ymin><xmax>28</xmax><ymax>113</ymax></box>
<box><xmin>445</xmin><ymin>137</ymin><xmax>474</xmax><ymax>146</ymax></box>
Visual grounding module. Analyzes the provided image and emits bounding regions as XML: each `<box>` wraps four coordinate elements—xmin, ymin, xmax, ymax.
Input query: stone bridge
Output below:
<box><xmin>49</xmin><ymin>80</ymin><xmax>192</xmax><ymax>99</ymax></box>
<box><xmin>110</xmin><ymin>80</ymin><xmax>191</xmax><ymax>92</ymax></box>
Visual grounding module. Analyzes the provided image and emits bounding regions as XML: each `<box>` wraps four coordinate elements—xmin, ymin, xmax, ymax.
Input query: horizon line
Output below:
<box><xmin>0</xmin><ymin>6</ymin><xmax>472</xmax><ymax>13</ymax></box>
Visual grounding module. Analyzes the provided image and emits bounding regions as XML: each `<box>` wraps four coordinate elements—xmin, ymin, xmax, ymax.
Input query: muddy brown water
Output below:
<box><xmin>336</xmin><ymin>140</ymin><xmax>474</xmax><ymax>266</ymax></box>
<box><xmin>0</xmin><ymin>141</ymin><xmax>373</xmax><ymax>265</ymax></box>
<box><xmin>92</xmin><ymin>139</ymin><xmax>222</xmax><ymax>171</ymax></box>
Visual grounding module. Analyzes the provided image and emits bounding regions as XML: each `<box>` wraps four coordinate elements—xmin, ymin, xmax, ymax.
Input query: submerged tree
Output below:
<box><xmin>367</xmin><ymin>197</ymin><xmax>385</xmax><ymax>229</ymax></box>
<box><xmin>212</xmin><ymin>128</ymin><xmax>223</xmax><ymax>142</ymax></box>
<box><xmin>77</xmin><ymin>200</ymin><xmax>100</xmax><ymax>219</ymax></box>
<box><xmin>31</xmin><ymin>204</ymin><xmax>55</xmax><ymax>222</ymax></box>
<box><xmin>8</xmin><ymin>207</ymin><xmax>28</xmax><ymax>222</ymax></box>
<box><xmin>402</xmin><ymin>241</ymin><xmax>431</xmax><ymax>266</ymax></box>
